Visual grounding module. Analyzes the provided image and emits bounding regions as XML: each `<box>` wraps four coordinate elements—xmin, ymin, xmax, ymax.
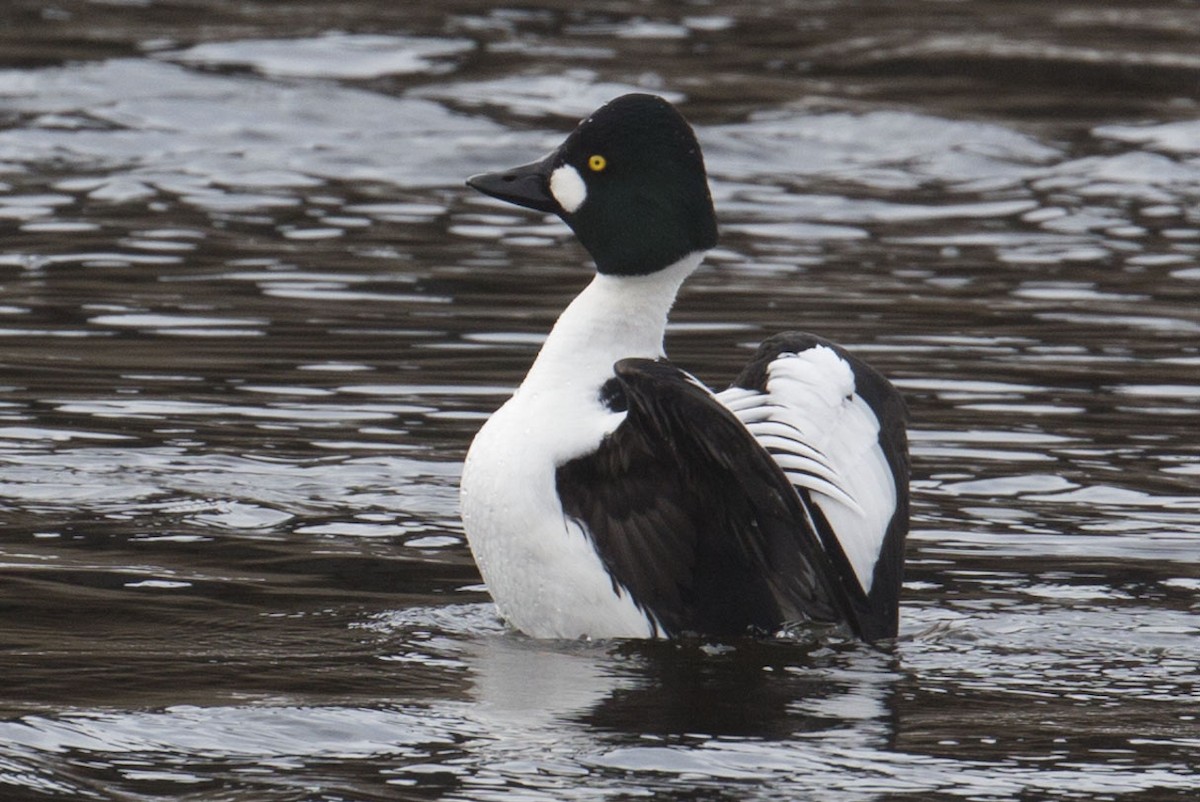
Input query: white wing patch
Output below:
<box><xmin>717</xmin><ymin>345</ymin><xmax>896</xmax><ymax>594</ymax></box>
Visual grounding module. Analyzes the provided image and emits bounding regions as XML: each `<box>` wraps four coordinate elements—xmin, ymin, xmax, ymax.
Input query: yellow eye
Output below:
<box><xmin>588</xmin><ymin>154</ymin><xmax>607</xmax><ymax>172</ymax></box>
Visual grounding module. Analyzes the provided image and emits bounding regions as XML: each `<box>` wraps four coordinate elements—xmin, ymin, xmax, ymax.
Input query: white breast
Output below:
<box><xmin>460</xmin><ymin>391</ymin><xmax>656</xmax><ymax>639</ymax></box>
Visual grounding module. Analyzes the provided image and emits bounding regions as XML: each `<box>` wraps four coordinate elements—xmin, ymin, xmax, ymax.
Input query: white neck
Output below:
<box><xmin>523</xmin><ymin>252</ymin><xmax>705</xmax><ymax>390</ymax></box>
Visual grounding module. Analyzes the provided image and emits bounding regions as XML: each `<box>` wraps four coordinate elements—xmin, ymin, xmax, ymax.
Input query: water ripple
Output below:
<box><xmin>2</xmin><ymin>2</ymin><xmax>1199</xmax><ymax>800</ymax></box>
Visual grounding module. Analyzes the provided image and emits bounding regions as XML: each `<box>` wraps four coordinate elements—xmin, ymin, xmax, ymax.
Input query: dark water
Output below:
<box><xmin>2</xmin><ymin>1</ymin><xmax>1198</xmax><ymax>800</ymax></box>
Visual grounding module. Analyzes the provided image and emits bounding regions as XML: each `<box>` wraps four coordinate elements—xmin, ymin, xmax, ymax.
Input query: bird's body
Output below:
<box><xmin>460</xmin><ymin>94</ymin><xmax>908</xmax><ymax>642</ymax></box>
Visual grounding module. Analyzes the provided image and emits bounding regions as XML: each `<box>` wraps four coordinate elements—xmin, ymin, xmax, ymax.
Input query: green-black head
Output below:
<box><xmin>467</xmin><ymin>93</ymin><xmax>718</xmax><ymax>277</ymax></box>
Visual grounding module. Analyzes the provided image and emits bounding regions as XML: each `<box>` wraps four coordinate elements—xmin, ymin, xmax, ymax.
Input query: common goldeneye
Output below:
<box><xmin>460</xmin><ymin>93</ymin><xmax>908</xmax><ymax>642</ymax></box>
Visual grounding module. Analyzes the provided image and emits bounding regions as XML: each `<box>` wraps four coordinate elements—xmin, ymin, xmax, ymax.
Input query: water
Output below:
<box><xmin>1</xmin><ymin>1</ymin><xmax>1198</xmax><ymax>800</ymax></box>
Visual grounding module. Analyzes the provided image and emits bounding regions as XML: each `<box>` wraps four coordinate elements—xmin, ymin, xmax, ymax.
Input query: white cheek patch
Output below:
<box><xmin>549</xmin><ymin>164</ymin><xmax>587</xmax><ymax>214</ymax></box>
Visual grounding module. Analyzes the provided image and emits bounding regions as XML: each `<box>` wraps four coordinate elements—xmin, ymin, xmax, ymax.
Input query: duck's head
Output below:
<box><xmin>467</xmin><ymin>93</ymin><xmax>718</xmax><ymax>277</ymax></box>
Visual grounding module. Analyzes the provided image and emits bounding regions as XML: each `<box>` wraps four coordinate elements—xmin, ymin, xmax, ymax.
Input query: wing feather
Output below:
<box><xmin>556</xmin><ymin>358</ymin><xmax>853</xmax><ymax>638</ymax></box>
<box><xmin>720</xmin><ymin>332</ymin><xmax>910</xmax><ymax>641</ymax></box>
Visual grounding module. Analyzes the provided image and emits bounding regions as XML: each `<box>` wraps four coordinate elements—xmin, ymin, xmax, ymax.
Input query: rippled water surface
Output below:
<box><xmin>2</xmin><ymin>1</ymin><xmax>1199</xmax><ymax>800</ymax></box>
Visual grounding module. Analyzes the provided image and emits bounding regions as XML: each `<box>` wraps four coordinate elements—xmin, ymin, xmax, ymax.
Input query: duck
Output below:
<box><xmin>460</xmin><ymin>93</ymin><xmax>908</xmax><ymax>643</ymax></box>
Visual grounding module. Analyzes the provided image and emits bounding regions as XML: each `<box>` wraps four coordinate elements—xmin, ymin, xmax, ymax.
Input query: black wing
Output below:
<box><xmin>555</xmin><ymin>358</ymin><xmax>856</xmax><ymax>638</ymax></box>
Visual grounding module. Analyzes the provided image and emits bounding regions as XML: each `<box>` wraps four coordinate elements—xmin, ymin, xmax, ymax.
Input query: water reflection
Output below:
<box><xmin>2</xmin><ymin>0</ymin><xmax>1199</xmax><ymax>799</ymax></box>
<box><xmin>8</xmin><ymin>622</ymin><xmax>1195</xmax><ymax>799</ymax></box>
